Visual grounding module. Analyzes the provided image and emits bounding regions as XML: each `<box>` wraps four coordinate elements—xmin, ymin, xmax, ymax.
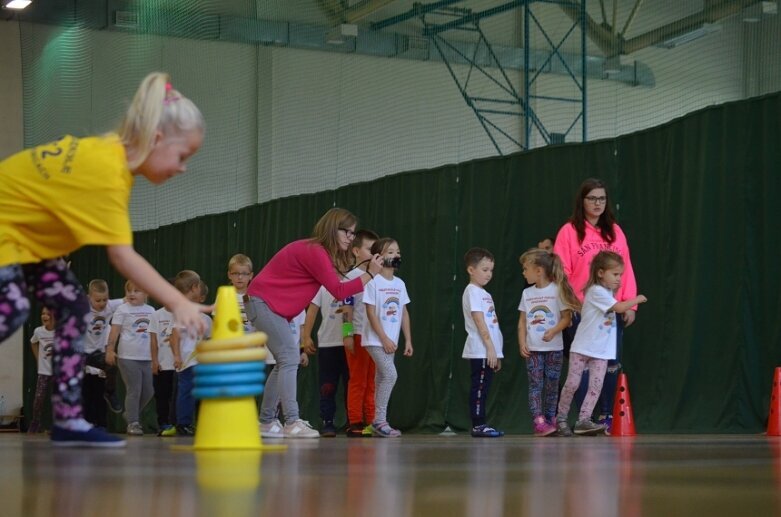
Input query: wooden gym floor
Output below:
<box><xmin>0</xmin><ymin>433</ymin><xmax>778</xmax><ymax>517</ymax></box>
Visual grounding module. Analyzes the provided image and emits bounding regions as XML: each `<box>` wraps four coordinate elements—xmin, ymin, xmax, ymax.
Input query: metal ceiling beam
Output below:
<box><xmin>561</xmin><ymin>0</ymin><xmax>761</xmax><ymax>57</ymax></box>
<box><xmin>371</xmin><ymin>0</ymin><xmax>464</xmax><ymax>30</ymax></box>
<box><xmin>344</xmin><ymin>0</ymin><xmax>402</xmax><ymax>23</ymax></box>
<box><xmin>622</xmin><ymin>0</ymin><xmax>757</xmax><ymax>53</ymax></box>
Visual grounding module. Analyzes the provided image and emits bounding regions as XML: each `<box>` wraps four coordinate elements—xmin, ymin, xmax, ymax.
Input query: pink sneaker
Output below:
<box><xmin>533</xmin><ymin>416</ymin><xmax>556</xmax><ymax>437</ymax></box>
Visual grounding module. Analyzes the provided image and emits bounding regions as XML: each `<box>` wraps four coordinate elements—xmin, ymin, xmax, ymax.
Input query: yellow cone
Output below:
<box><xmin>192</xmin><ymin>398</ymin><xmax>283</xmax><ymax>451</ymax></box>
<box><xmin>171</xmin><ymin>285</ymin><xmax>285</xmax><ymax>452</ymax></box>
<box><xmin>213</xmin><ymin>285</ymin><xmax>247</xmax><ymax>340</ymax></box>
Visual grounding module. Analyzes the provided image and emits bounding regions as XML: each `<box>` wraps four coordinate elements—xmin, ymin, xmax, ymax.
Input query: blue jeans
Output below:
<box><xmin>176</xmin><ymin>366</ymin><xmax>196</xmax><ymax>426</ymax></box>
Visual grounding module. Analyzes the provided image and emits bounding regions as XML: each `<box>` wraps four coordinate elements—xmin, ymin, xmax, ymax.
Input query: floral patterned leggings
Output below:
<box><xmin>557</xmin><ymin>352</ymin><xmax>608</xmax><ymax>422</ymax></box>
<box><xmin>0</xmin><ymin>259</ymin><xmax>89</xmax><ymax>423</ymax></box>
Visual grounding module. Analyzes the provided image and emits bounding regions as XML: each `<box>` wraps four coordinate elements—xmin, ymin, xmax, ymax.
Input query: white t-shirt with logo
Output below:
<box><xmin>345</xmin><ymin>268</ymin><xmax>367</xmax><ymax>335</ymax></box>
<box><xmin>112</xmin><ymin>302</ymin><xmax>155</xmax><ymax>361</ymax></box>
<box><xmin>177</xmin><ymin>313</ymin><xmax>213</xmax><ymax>371</ymax></box>
<box><xmin>84</xmin><ymin>298</ymin><xmax>124</xmax><ymax>354</ymax></box>
<box><xmin>31</xmin><ymin>326</ymin><xmax>54</xmax><ymax>376</ymax></box>
<box><xmin>570</xmin><ymin>285</ymin><xmax>618</xmax><ymax>360</ymax></box>
<box><xmin>518</xmin><ymin>283</ymin><xmax>567</xmax><ymax>352</ymax></box>
<box><xmin>150</xmin><ymin>308</ymin><xmax>175</xmax><ymax>371</ymax></box>
<box><xmin>311</xmin><ymin>285</ymin><xmax>346</xmax><ymax>349</ymax></box>
<box><xmin>462</xmin><ymin>283</ymin><xmax>504</xmax><ymax>359</ymax></box>
<box><xmin>362</xmin><ymin>275</ymin><xmax>410</xmax><ymax>348</ymax></box>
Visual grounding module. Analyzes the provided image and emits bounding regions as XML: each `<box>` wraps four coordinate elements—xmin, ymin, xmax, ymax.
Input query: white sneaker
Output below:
<box><xmin>260</xmin><ymin>419</ymin><xmax>284</xmax><ymax>438</ymax></box>
<box><xmin>283</xmin><ymin>419</ymin><xmax>320</xmax><ymax>439</ymax></box>
<box><xmin>126</xmin><ymin>422</ymin><xmax>143</xmax><ymax>436</ymax></box>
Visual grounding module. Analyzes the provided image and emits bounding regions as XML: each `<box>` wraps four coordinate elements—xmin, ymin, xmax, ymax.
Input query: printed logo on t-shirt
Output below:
<box><xmin>327</xmin><ymin>298</ymin><xmax>341</xmax><ymax>320</ymax></box>
<box><xmin>486</xmin><ymin>304</ymin><xmax>498</xmax><ymax>328</ymax></box>
<box><xmin>43</xmin><ymin>342</ymin><xmax>53</xmax><ymax>359</ymax></box>
<box><xmin>528</xmin><ymin>305</ymin><xmax>556</xmax><ymax>334</ymax></box>
<box><xmin>600</xmin><ymin>312</ymin><xmax>617</xmax><ymax>334</ymax></box>
<box><xmin>89</xmin><ymin>315</ymin><xmax>107</xmax><ymax>336</ymax></box>
<box><xmin>133</xmin><ymin>318</ymin><xmax>151</xmax><ymax>338</ymax></box>
<box><xmin>382</xmin><ymin>297</ymin><xmax>401</xmax><ymax>323</ymax></box>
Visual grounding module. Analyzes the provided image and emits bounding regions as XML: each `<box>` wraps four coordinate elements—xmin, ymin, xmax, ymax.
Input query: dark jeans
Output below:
<box><xmin>153</xmin><ymin>369</ymin><xmax>176</xmax><ymax>427</ymax></box>
<box><xmin>82</xmin><ymin>374</ymin><xmax>107</xmax><ymax>428</ymax></box>
<box><xmin>176</xmin><ymin>367</ymin><xmax>195</xmax><ymax>426</ymax></box>
<box><xmin>469</xmin><ymin>359</ymin><xmax>495</xmax><ymax>427</ymax></box>
<box><xmin>85</xmin><ymin>350</ymin><xmax>119</xmax><ymax>396</ymax></box>
<box><xmin>318</xmin><ymin>347</ymin><xmax>349</xmax><ymax>423</ymax></box>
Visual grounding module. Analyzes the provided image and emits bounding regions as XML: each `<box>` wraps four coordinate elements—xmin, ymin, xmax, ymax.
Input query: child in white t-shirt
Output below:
<box><xmin>555</xmin><ymin>251</ymin><xmax>646</xmax><ymax>436</ymax></box>
<box><xmin>105</xmin><ymin>280</ymin><xmax>155</xmax><ymax>436</ymax></box>
<box><xmin>28</xmin><ymin>307</ymin><xmax>55</xmax><ymax>434</ymax></box>
<box><xmin>150</xmin><ymin>304</ymin><xmax>176</xmax><ymax>435</ymax></box>
<box><xmin>170</xmin><ymin>271</ymin><xmax>213</xmax><ymax>436</ymax></box>
<box><xmin>83</xmin><ymin>279</ymin><xmax>124</xmax><ymax>426</ymax></box>
<box><xmin>363</xmin><ymin>238</ymin><xmax>413</xmax><ymax>438</ymax></box>
<box><xmin>518</xmin><ymin>248</ymin><xmax>580</xmax><ymax>437</ymax></box>
<box><xmin>342</xmin><ymin>229</ymin><xmax>379</xmax><ymax>437</ymax></box>
<box><xmin>461</xmin><ymin>248</ymin><xmax>504</xmax><ymax>438</ymax></box>
<box><xmin>302</xmin><ymin>286</ymin><xmax>350</xmax><ymax>437</ymax></box>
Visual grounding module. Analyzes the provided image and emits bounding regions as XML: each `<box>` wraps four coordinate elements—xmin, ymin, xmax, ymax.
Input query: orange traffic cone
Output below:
<box><xmin>767</xmin><ymin>367</ymin><xmax>781</xmax><ymax>436</ymax></box>
<box><xmin>611</xmin><ymin>373</ymin><xmax>636</xmax><ymax>437</ymax></box>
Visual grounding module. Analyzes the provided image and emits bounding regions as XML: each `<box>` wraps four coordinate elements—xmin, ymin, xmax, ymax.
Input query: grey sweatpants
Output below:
<box><xmin>117</xmin><ymin>358</ymin><xmax>154</xmax><ymax>425</ymax></box>
<box><xmin>246</xmin><ymin>296</ymin><xmax>301</xmax><ymax>424</ymax></box>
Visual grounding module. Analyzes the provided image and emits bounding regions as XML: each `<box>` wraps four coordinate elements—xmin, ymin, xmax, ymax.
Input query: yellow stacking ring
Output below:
<box><xmin>197</xmin><ymin>346</ymin><xmax>267</xmax><ymax>364</ymax></box>
<box><xmin>196</xmin><ymin>331</ymin><xmax>268</xmax><ymax>353</ymax></box>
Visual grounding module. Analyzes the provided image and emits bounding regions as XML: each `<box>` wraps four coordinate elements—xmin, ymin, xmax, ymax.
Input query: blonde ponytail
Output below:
<box><xmin>118</xmin><ymin>72</ymin><xmax>204</xmax><ymax>170</ymax></box>
<box><xmin>551</xmin><ymin>253</ymin><xmax>581</xmax><ymax>312</ymax></box>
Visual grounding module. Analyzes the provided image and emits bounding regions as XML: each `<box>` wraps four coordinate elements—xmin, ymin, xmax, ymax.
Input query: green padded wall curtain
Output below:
<box><xmin>27</xmin><ymin>92</ymin><xmax>779</xmax><ymax>434</ymax></box>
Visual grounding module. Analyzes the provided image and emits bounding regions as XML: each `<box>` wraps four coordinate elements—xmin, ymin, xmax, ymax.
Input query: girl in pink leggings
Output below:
<box><xmin>555</xmin><ymin>251</ymin><xmax>647</xmax><ymax>436</ymax></box>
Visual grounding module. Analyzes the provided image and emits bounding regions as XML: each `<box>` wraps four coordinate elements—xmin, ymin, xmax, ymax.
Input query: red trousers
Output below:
<box><xmin>345</xmin><ymin>335</ymin><xmax>376</xmax><ymax>425</ymax></box>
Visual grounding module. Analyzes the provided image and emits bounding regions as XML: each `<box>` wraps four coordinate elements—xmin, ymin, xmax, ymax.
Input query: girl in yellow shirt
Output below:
<box><xmin>0</xmin><ymin>72</ymin><xmax>210</xmax><ymax>447</ymax></box>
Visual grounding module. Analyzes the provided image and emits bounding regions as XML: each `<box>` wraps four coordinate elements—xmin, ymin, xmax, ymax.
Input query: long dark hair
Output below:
<box><xmin>570</xmin><ymin>178</ymin><xmax>616</xmax><ymax>244</ymax></box>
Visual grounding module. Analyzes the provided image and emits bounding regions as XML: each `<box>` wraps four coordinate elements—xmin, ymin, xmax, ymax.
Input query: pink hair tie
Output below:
<box><xmin>164</xmin><ymin>82</ymin><xmax>180</xmax><ymax>105</ymax></box>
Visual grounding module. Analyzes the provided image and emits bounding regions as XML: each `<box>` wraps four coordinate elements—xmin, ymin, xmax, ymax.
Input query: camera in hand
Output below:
<box><xmin>382</xmin><ymin>257</ymin><xmax>402</xmax><ymax>269</ymax></box>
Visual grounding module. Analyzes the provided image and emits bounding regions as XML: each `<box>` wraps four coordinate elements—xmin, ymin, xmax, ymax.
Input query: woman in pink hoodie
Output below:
<box><xmin>553</xmin><ymin>178</ymin><xmax>638</xmax><ymax>432</ymax></box>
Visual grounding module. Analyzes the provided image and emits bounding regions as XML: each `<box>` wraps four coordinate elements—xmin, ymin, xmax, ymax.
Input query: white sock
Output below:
<box><xmin>55</xmin><ymin>418</ymin><xmax>92</xmax><ymax>431</ymax></box>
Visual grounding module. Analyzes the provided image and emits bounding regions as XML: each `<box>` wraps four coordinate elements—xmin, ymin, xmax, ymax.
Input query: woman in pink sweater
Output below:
<box><xmin>247</xmin><ymin>208</ymin><xmax>383</xmax><ymax>438</ymax></box>
<box><xmin>553</xmin><ymin>178</ymin><xmax>638</xmax><ymax>432</ymax></box>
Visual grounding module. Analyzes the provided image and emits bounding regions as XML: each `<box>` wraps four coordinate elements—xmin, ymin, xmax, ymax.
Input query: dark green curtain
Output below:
<box><xmin>24</xmin><ymin>92</ymin><xmax>780</xmax><ymax>434</ymax></box>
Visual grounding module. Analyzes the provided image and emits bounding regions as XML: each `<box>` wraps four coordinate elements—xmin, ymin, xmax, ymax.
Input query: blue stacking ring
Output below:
<box><xmin>193</xmin><ymin>383</ymin><xmax>265</xmax><ymax>399</ymax></box>
<box><xmin>194</xmin><ymin>361</ymin><xmax>265</xmax><ymax>376</ymax></box>
<box><xmin>195</xmin><ymin>371</ymin><xmax>266</xmax><ymax>387</ymax></box>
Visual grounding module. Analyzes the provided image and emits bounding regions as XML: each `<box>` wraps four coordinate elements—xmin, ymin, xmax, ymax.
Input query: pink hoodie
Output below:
<box><xmin>553</xmin><ymin>221</ymin><xmax>637</xmax><ymax>304</ymax></box>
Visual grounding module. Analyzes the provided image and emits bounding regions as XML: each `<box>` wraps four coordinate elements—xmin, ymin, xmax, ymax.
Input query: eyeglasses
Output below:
<box><xmin>229</xmin><ymin>272</ymin><xmax>252</xmax><ymax>277</ymax></box>
<box><xmin>339</xmin><ymin>228</ymin><xmax>356</xmax><ymax>238</ymax></box>
<box><xmin>584</xmin><ymin>196</ymin><xmax>608</xmax><ymax>205</ymax></box>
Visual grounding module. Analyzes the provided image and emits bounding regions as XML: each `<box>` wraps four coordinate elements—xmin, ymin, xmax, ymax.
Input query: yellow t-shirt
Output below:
<box><xmin>0</xmin><ymin>134</ymin><xmax>134</xmax><ymax>267</ymax></box>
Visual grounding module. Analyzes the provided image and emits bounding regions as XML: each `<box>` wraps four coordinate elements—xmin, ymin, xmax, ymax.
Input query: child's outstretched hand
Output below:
<box><xmin>636</xmin><ymin>294</ymin><xmax>648</xmax><ymax>304</ymax></box>
<box><xmin>542</xmin><ymin>329</ymin><xmax>558</xmax><ymax>342</ymax></box>
<box><xmin>172</xmin><ymin>301</ymin><xmax>212</xmax><ymax>335</ymax></box>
